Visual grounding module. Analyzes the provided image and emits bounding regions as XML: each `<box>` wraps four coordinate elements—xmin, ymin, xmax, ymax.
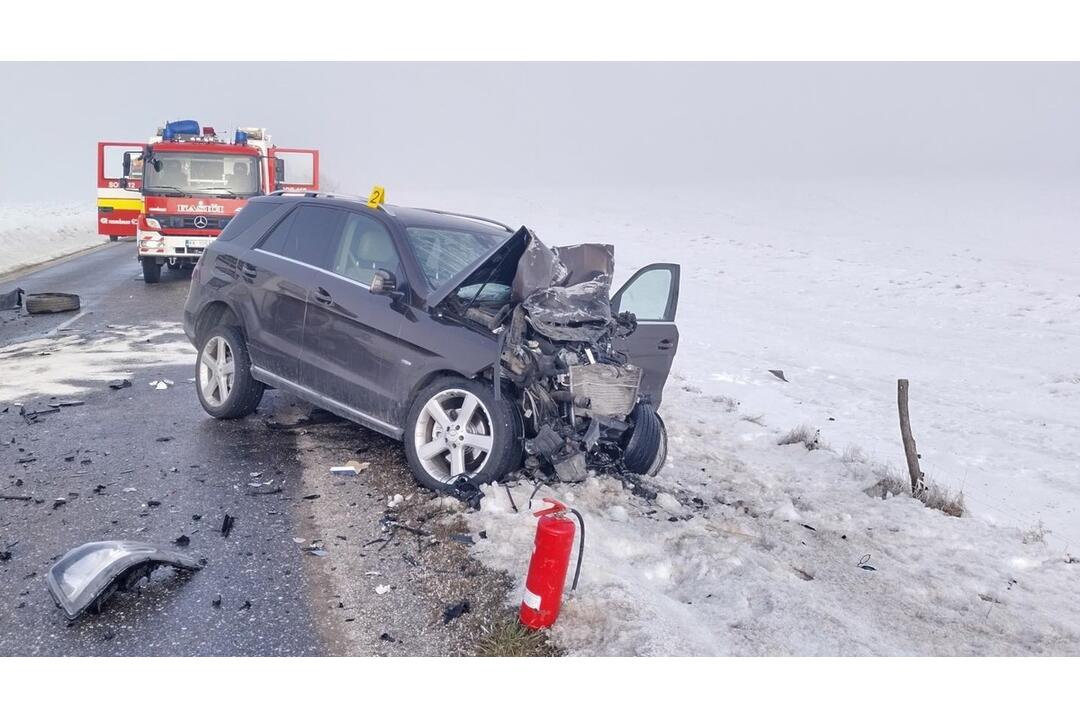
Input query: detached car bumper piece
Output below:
<box><xmin>46</xmin><ymin>540</ymin><xmax>201</xmax><ymax>620</ymax></box>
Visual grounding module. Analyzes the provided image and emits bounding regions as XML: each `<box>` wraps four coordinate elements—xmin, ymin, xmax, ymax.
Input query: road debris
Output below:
<box><xmin>173</xmin><ymin>534</ymin><xmax>191</xmax><ymax>547</ymax></box>
<box><xmin>48</xmin><ymin>400</ymin><xmax>85</xmax><ymax>409</ymax></box>
<box><xmin>108</xmin><ymin>379</ymin><xmax>132</xmax><ymax>390</ymax></box>
<box><xmin>449</xmin><ymin>477</ymin><xmax>484</xmax><ymax>509</ymax></box>
<box><xmin>24</xmin><ymin>292</ymin><xmax>80</xmax><ymax>315</ymax></box>
<box><xmin>768</xmin><ymin>369</ymin><xmax>789</xmax><ymax>382</ymax></box>
<box><xmin>0</xmin><ymin>287</ymin><xmax>23</xmax><ymax>311</ymax></box>
<box><xmin>19</xmin><ymin>405</ymin><xmax>60</xmax><ymax>424</ymax></box>
<box><xmin>375</xmin><ymin>584</ymin><xmax>391</xmax><ymax>595</ymax></box>
<box><xmin>330</xmin><ymin>460</ymin><xmax>370</xmax><ymax>476</ymax></box>
<box><xmin>211</xmin><ymin>593</ymin><xmax>222</xmax><ymax>608</ymax></box>
<box><xmin>221</xmin><ymin>514</ymin><xmax>235</xmax><ymax>538</ymax></box>
<box><xmin>46</xmin><ymin>540</ymin><xmax>201</xmax><ymax>620</ymax></box>
<box><xmin>442</xmin><ymin>600</ymin><xmax>471</xmax><ymax>624</ymax></box>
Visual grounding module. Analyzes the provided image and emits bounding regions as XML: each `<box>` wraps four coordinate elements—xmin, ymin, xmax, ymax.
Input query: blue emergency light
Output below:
<box><xmin>162</xmin><ymin>119</ymin><xmax>201</xmax><ymax>140</ymax></box>
<box><xmin>234</xmin><ymin>129</ymin><xmax>249</xmax><ymax>145</ymax></box>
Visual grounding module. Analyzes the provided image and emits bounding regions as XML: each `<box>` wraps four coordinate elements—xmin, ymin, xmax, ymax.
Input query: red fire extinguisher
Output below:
<box><xmin>519</xmin><ymin>498</ymin><xmax>585</xmax><ymax>630</ymax></box>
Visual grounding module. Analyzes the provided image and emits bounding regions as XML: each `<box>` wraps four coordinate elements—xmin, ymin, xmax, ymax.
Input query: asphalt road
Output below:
<box><xmin>0</xmin><ymin>244</ymin><xmax>517</xmax><ymax>656</ymax></box>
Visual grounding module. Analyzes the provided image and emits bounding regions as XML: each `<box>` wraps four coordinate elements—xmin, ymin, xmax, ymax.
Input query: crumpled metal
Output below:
<box><xmin>521</xmin><ymin>279</ymin><xmax>614</xmax><ymax>342</ymax></box>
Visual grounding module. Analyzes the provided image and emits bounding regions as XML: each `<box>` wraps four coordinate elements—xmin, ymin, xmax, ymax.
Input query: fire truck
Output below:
<box><xmin>97</xmin><ymin>121</ymin><xmax>318</xmax><ymax>283</ymax></box>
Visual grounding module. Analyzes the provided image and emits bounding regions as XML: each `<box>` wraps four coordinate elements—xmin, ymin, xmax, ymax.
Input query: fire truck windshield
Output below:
<box><xmin>143</xmin><ymin>152</ymin><xmax>259</xmax><ymax>197</ymax></box>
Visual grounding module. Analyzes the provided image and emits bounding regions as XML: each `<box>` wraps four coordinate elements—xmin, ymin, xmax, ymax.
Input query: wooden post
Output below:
<box><xmin>897</xmin><ymin>379</ymin><xmax>926</xmax><ymax>497</ymax></box>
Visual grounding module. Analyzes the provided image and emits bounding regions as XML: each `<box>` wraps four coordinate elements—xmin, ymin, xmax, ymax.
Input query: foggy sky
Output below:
<box><xmin>1</xmin><ymin>62</ymin><xmax>1078</xmax><ymax>202</ymax></box>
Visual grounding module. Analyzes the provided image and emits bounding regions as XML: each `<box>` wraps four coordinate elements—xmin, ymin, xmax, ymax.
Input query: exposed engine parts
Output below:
<box><xmin>446</xmin><ymin>228</ymin><xmax>668</xmax><ymax>484</ymax></box>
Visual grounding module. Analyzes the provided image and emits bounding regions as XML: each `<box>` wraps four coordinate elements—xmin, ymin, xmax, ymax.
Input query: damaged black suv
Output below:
<box><xmin>183</xmin><ymin>192</ymin><xmax>680</xmax><ymax>490</ymax></box>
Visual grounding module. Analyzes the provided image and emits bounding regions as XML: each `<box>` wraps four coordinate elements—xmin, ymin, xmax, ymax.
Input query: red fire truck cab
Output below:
<box><xmin>99</xmin><ymin>121</ymin><xmax>318</xmax><ymax>283</ymax></box>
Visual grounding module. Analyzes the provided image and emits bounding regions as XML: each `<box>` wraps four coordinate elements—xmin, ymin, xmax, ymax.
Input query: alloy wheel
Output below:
<box><xmin>199</xmin><ymin>335</ymin><xmax>235</xmax><ymax>408</ymax></box>
<box><xmin>413</xmin><ymin>388</ymin><xmax>494</xmax><ymax>483</ymax></box>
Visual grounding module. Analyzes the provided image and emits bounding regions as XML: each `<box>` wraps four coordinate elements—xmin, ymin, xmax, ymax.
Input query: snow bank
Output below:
<box><xmin>0</xmin><ymin>203</ymin><xmax>102</xmax><ymax>276</ymax></box>
<box><xmin>470</xmin><ymin>404</ymin><xmax>1080</xmax><ymax>655</ymax></box>
<box><xmin>392</xmin><ymin>179</ymin><xmax>1080</xmax><ymax>655</ymax></box>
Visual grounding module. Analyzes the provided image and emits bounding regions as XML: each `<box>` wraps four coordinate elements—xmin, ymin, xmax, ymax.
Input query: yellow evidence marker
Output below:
<box><xmin>367</xmin><ymin>185</ymin><xmax>386</xmax><ymax>208</ymax></box>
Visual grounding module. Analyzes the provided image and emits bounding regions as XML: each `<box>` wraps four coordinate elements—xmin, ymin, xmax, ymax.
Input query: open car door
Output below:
<box><xmin>611</xmin><ymin>263</ymin><xmax>681</xmax><ymax>407</ymax></box>
<box><xmin>96</xmin><ymin>141</ymin><xmax>144</xmax><ymax>239</ymax></box>
<box><xmin>269</xmin><ymin>148</ymin><xmax>319</xmax><ymax>192</ymax></box>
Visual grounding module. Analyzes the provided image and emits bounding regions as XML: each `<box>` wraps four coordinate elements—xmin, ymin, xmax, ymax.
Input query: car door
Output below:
<box><xmin>241</xmin><ymin>204</ymin><xmax>336</xmax><ymax>383</ymax></box>
<box><xmin>299</xmin><ymin>209</ymin><xmax>409</xmax><ymax>431</ymax></box>
<box><xmin>610</xmin><ymin>263</ymin><xmax>681</xmax><ymax>408</ymax></box>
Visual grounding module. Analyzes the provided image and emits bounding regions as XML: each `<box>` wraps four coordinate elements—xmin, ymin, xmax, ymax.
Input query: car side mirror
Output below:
<box><xmin>370</xmin><ymin>269</ymin><xmax>404</xmax><ymax>299</ymax></box>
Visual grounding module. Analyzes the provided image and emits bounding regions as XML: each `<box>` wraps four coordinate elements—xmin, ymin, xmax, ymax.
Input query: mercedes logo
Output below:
<box><xmin>193</xmin><ymin>215</ymin><xmax>209</xmax><ymax>229</ymax></box>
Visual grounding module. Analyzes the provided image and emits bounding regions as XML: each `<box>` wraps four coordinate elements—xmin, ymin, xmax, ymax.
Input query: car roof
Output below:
<box><xmin>255</xmin><ymin>192</ymin><xmax>514</xmax><ymax>236</ymax></box>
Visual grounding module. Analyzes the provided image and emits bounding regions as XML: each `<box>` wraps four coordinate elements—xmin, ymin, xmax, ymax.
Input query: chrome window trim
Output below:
<box><xmin>252</xmin><ymin>247</ymin><xmax>372</xmax><ymax>290</ymax></box>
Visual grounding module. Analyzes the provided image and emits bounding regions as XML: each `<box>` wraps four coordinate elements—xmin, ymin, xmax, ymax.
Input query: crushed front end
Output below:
<box><xmin>444</xmin><ymin>229</ymin><xmax>669</xmax><ymax>483</ymax></box>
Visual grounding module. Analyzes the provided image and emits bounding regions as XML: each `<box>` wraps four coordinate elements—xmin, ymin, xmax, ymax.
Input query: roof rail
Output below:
<box><xmin>413</xmin><ymin>208</ymin><xmax>514</xmax><ymax>233</ymax></box>
<box><xmin>267</xmin><ymin>190</ymin><xmax>360</xmax><ymax>200</ymax></box>
<box><xmin>266</xmin><ymin>189</ymin><xmax>396</xmax><ymax>214</ymax></box>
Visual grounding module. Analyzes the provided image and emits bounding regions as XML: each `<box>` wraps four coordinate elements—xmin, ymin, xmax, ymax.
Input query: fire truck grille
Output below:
<box><xmin>151</xmin><ymin>215</ymin><xmax>231</xmax><ymax>231</ymax></box>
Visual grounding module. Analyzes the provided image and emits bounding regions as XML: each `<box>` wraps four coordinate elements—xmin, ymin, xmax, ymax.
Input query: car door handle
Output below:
<box><xmin>314</xmin><ymin>286</ymin><xmax>333</xmax><ymax>305</ymax></box>
<box><xmin>240</xmin><ymin>262</ymin><xmax>257</xmax><ymax>279</ymax></box>
<box><xmin>657</xmin><ymin>338</ymin><xmax>674</xmax><ymax>351</ymax></box>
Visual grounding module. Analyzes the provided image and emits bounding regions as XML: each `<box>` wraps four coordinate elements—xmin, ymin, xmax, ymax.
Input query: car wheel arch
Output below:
<box><xmin>401</xmin><ymin>368</ymin><xmax>515</xmax><ymax>424</ymax></box>
<box><xmin>196</xmin><ymin>301</ymin><xmax>244</xmax><ymax>345</ymax></box>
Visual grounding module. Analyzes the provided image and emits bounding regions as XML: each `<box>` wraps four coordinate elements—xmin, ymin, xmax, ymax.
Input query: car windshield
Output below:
<box><xmin>143</xmin><ymin>152</ymin><xmax>259</xmax><ymax>196</ymax></box>
<box><xmin>404</xmin><ymin>225</ymin><xmax>511</xmax><ymax>290</ymax></box>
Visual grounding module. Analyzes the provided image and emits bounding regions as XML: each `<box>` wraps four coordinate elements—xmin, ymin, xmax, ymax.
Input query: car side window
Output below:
<box><xmin>329</xmin><ymin>212</ymin><xmax>401</xmax><ymax>285</ymax></box>
<box><xmin>285</xmin><ymin>206</ymin><xmax>345</xmax><ymax>268</ymax></box>
<box><xmin>257</xmin><ymin>209</ymin><xmax>296</xmax><ymax>255</ymax></box>
<box><xmin>616</xmin><ymin>267</ymin><xmax>675</xmax><ymax>321</ymax></box>
<box><xmin>258</xmin><ymin>205</ymin><xmax>343</xmax><ymax>268</ymax></box>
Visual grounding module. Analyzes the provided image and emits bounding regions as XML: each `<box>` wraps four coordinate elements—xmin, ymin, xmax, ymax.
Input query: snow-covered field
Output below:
<box><xmin>0</xmin><ymin>203</ymin><xmax>101</xmax><ymax>277</ymax></box>
<box><xmin>400</xmin><ymin>179</ymin><xmax>1080</xmax><ymax>655</ymax></box>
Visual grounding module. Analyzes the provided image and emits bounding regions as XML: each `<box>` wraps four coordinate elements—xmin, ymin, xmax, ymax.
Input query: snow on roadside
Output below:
<box><xmin>468</xmin><ymin>385</ymin><xmax>1080</xmax><ymax>655</ymax></box>
<box><xmin>399</xmin><ymin>179</ymin><xmax>1080</xmax><ymax>655</ymax></box>
<box><xmin>0</xmin><ymin>203</ymin><xmax>102</xmax><ymax>277</ymax></box>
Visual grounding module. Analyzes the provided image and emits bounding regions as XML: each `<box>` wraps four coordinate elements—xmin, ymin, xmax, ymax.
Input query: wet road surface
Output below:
<box><xmin>0</xmin><ymin>245</ymin><xmax>329</xmax><ymax>655</ymax></box>
<box><xmin>0</xmin><ymin>243</ymin><xmax>519</xmax><ymax>656</ymax></box>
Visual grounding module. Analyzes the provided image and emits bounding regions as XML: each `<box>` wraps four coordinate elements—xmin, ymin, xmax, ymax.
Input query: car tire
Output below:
<box><xmin>403</xmin><ymin>376</ymin><xmax>522</xmax><ymax>491</ymax></box>
<box><xmin>142</xmin><ymin>258</ymin><xmax>161</xmax><ymax>284</ymax></box>
<box><xmin>24</xmin><ymin>292</ymin><xmax>81</xmax><ymax>315</ymax></box>
<box><xmin>195</xmin><ymin>324</ymin><xmax>264</xmax><ymax>419</ymax></box>
<box><xmin>622</xmin><ymin>402</ymin><xmax>668</xmax><ymax>476</ymax></box>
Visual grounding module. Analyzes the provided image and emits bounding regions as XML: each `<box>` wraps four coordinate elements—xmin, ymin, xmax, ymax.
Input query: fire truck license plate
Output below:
<box><xmin>185</xmin><ymin>239</ymin><xmax>208</xmax><ymax>250</ymax></box>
